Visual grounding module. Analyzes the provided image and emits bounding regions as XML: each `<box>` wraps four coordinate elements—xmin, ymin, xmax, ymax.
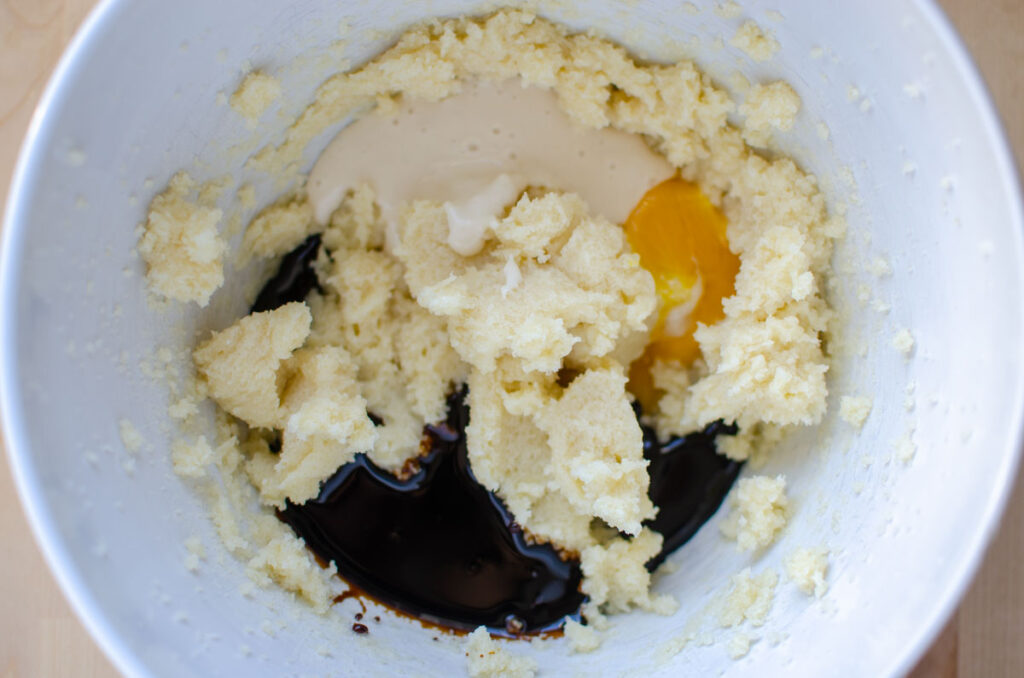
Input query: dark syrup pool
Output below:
<box><xmin>255</xmin><ymin>235</ymin><xmax>741</xmax><ymax>636</ymax></box>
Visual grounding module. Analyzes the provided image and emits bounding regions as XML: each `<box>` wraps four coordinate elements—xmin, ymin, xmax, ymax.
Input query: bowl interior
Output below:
<box><xmin>3</xmin><ymin>0</ymin><xmax>1023</xmax><ymax>676</ymax></box>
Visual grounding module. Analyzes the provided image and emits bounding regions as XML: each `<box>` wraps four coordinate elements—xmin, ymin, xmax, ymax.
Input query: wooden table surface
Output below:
<box><xmin>1</xmin><ymin>1</ymin><xmax>1021</xmax><ymax>676</ymax></box>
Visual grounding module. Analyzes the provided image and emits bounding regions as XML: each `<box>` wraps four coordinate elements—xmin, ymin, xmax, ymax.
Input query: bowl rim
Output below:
<box><xmin>1</xmin><ymin>2</ymin><xmax>153</xmax><ymax>676</ymax></box>
<box><xmin>879</xmin><ymin>1</ymin><xmax>1024</xmax><ymax>673</ymax></box>
<box><xmin>2</xmin><ymin>1</ymin><xmax>1022</xmax><ymax>677</ymax></box>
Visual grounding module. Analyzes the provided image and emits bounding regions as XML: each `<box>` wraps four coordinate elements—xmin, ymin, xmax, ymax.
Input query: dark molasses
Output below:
<box><xmin>256</xmin><ymin>237</ymin><xmax>741</xmax><ymax>636</ymax></box>
<box><xmin>641</xmin><ymin>415</ymin><xmax>741</xmax><ymax>571</ymax></box>
<box><xmin>250</xmin><ymin>234</ymin><xmax>322</xmax><ymax>313</ymax></box>
<box><xmin>279</xmin><ymin>388</ymin><xmax>584</xmax><ymax>635</ymax></box>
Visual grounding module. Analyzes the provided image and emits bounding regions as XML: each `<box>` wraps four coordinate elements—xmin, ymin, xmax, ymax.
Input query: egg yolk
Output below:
<box><xmin>625</xmin><ymin>177</ymin><xmax>740</xmax><ymax>410</ymax></box>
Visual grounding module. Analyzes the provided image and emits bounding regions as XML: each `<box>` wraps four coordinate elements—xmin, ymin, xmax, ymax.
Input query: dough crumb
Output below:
<box><xmin>245</xmin><ymin>532</ymin><xmax>338</xmax><ymax>613</ymax></box>
<box><xmin>537</xmin><ymin>367</ymin><xmax>654</xmax><ymax>536</ymax></box>
<box><xmin>465</xmin><ymin>627</ymin><xmax>537</xmax><ymax>678</ymax></box>
<box><xmin>892</xmin><ymin>431</ymin><xmax>917</xmax><ymax>463</ymax></box>
<box><xmin>118</xmin><ymin>418</ymin><xmax>144</xmax><ymax>454</ymax></box>
<box><xmin>230</xmin><ymin>70</ymin><xmax>281</xmax><ymax>126</ymax></box>
<box><xmin>892</xmin><ymin>328</ymin><xmax>915</xmax><ymax>357</ymax></box>
<box><xmin>785</xmin><ymin>547</ymin><xmax>829</xmax><ymax>597</ymax></box>
<box><xmin>730</xmin><ymin>21</ymin><xmax>780</xmax><ymax>62</ymax></box>
<box><xmin>656</xmin><ymin>632</ymin><xmax>691</xmax><ymax>662</ymax></box>
<box><xmin>657</xmin><ymin>162</ymin><xmax>835</xmax><ymax>433</ymax></box>
<box><xmin>714</xmin><ymin>1</ymin><xmax>742</xmax><ymax>18</ymax></box>
<box><xmin>715</xmin><ymin>423</ymin><xmax>783</xmax><ymax>464</ymax></box>
<box><xmin>247</xmin><ymin>344</ymin><xmax>378</xmax><ymax>505</ymax></box>
<box><xmin>193</xmin><ymin>303</ymin><xmax>312</xmax><ymax>429</ymax></box>
<box><xmin>903</xmin><ymin>81</ymin><xmax>924</xmax><ymax>99</ymax></box>
<box><xmin>168</xmin><ymin>378</ymin><xmax>206</xmax><ymax>421</ymax></box>
<box><xmin>739</xmin><ymin>81</ymin><xmax>800</xmax><ymax>147</ymax></box>
<box><xmin>839</xmin><ymin>395</ymin><xmax>872</xmax><ymax>428</ymax></box>
<box><xmin>138</xmin><ymin>172</ymin><xmax>225</xmax><ymax>306</ymax></box>
<box><xmin>869</xmin><ymin>256</ymin><xmax>892</xmax><ymax>278</ymax></box>
<box><xmin>198</xmin><ymin>175</ymin><xmax>232</xmax><ymax>205</ymax></box>
<box><xmin>904</xmin><ymin>381</ymin><xmax>917</xmax><ymax>411</ymax></box>
<box><xmin>721</xmin><ymin>475</ymin><xmax>789</xmax><ymax>551</ymax></box>
<box><xmin>184</xmin><ymin>535</ymin><xmax>206</xmax><ymax>572</ymax></box>
<box><xmin>727</xmin><ymin>631</ymin><xmax>756</xmax><ymax>659</ymax></box>
<box><xmin>719</xmin><ymin>567</ymin><xmax>778</xmax><ymax>627</ymax></box>
<box><xmin>580</xmin><ymin>528</ymin><xmax>678</xmax><ymax>615</ymax></box>
<box><xmin>241</xmin><ymin>196</ymin><xmax>315</xmax><ymax>262</ymax></box>
<box><xmin>171</xmin><ymin>436</ymin><xmax>214</xmax><ymax>478</ymax></box>
<box><xmin>564</xmin><ymin>619</ymin><xmax>601</xmax><ymax>653</ymax></box>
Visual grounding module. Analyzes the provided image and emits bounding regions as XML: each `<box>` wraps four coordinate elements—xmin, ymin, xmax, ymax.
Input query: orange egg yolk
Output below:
<box><xmin>625</xmin><ymin>177</ymin><xmax>741</xmax><ymax>410</ymax></box>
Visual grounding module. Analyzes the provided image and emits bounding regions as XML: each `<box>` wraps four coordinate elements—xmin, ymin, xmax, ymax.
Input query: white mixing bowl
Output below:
<box><xmin>3</xmin><ymin>1</ymin><xmax>1022</xmax><ymax>676</ymax></box>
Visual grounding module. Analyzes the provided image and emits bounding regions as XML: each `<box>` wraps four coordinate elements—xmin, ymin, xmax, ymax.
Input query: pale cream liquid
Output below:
<box><xmin>307</xmin><ymin>79</ymin><xmax>675</xmax><ymax>254</ymax></box>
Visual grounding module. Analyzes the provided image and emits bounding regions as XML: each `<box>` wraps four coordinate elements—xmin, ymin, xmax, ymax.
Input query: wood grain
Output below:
<box><xmin>0</xmin><ymin>1</ymin><xmax>1020</xmax><ymax>676</ymax></box>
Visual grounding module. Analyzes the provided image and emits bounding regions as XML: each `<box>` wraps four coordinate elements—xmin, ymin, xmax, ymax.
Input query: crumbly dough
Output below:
<box><xmin>839</xmin><ymin>395</ymin><xmax>873</xmax><ymax>428</ymax></box>
<box><xmin>785</xmin><ymin>547</ymin><xmax>829</xmax><ymax>597</ymax></box>
<box><xmin>727</xmin><ymin>631</ymin><xmax>755</xmax><ymax>659</ymax></box>
<box><xmin>892</xmin><ymin>328</ymin><xmax>915</xmax><ymax>357</ymax></box>
<box><xmin>718</xmin><ymin>567</ymin><xmax>778</xmax><ymax>627</ymax></box>
<box><xmin>714</xmin><ymin>422</ymin><xmax>785</xmax><ymax>464</ymax></box>
<box><xmin>720</xmin><ymin>475</ymin><xmax>789</xmax><ymax>551</ymax></box>
<box><xmin>194</xmin><ymin>303</ymin><xmax>379</xmax><ymax>504</ymax></box>
<box><xmin>714</xmin><ymin>1</ymin><xmax>743</xmax><ymax>19</ymax></box>
<box><xmin>171</xmin><ymin>435</ymin><xmax>214</xmax><ymax>477</ymax></box>
<box><xmin>892</xmin><ymin>431</ymin><xmax>917</xmax><ymax>463</ymax></box>
<box><xmin>399</xmin><ymin>193</ymin><xmax>655</xmax><ymax>377</ymax></box>
<box><xmin>564</xmin><ymin>619</ymin><xmax>601</xmax><ymax>653</ymax></box>
<box><xmin>193</xmin><ymin>303</ymin><xmax>312</xmax><ymax>428</ymax></box>
<box><xmin>118</xmin><ymin>418</ymin><xmax>144</xmax><ymax>454</ymax></box>
<box><xmin>580</xmin><ymin>528</ymin><xmax>677</xmax><ymax>615</ymax></box>
<box><xmin>247</xmin><ymin>7</ymin><xmax>839</xmax><ymax>446</ymax></box>
<box><xmin>399</xmin><ymin>193</ymin><xmax>658</xmax><ymax>538</ymax></box>
<box><xmin>730</xmin><ymin>21</ymin><xmax>780</xmax><ymax>62</ymax></box>
<box><xmin>138</xmin><ymin>172</ymin><xmax>225</xmax><ymax>306</ymax></box>
<box><xmin>739</xmin><ymin>81</ymin><xmax>800</xmax><ymax>147</ymax></box>
<box><xmin>230</xmin><ymin>70</ymin><xmax>282</xmax><ymax>126</ymax></box>
<box><xmin>183</xmin><ymin>535</ymin><xmax>205</xmax><ymax>572</ymax></box>
<box><xmin>869</xmin><ymin>256</ymin><xmax>893</xmax><ymax>277</ymax></box>
<box><xmin>147</xmin><ymin>8</ymin><xmax>840</xmax><ymax>633</ymax></box>
<box><xmin>169</xmin><ymin>414</ymin><xmax>343</xmax><ymax>611</ymax></box>
<box><xmin>465</xmin><ymin>628</ymin><xmax>537</xmax><ymax>678</ymax></box>
<box><xmin>240</xmin><ymin>196</ymin><xmax>315</xmax><ymax>263</ymax></box>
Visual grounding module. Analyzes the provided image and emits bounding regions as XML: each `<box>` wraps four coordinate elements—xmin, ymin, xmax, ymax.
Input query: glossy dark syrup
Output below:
<box><xmin>640</xmin><ymin>414</ymin><xmax>741</xmax><ymax>571</ymax></box>
<box><xmin>250</xmin><ymin>234</ymin><xmax>322</xmax><ymax>313</ymax></box>
<box><xmin>279</xmin><ymin>389</ymin><xmax>585</xmax><ymax>635</ymax></box>
<box><xmin>256</xmin><ymin>238</ymin><xmax>740</xmax><ymax>635</ymax></box>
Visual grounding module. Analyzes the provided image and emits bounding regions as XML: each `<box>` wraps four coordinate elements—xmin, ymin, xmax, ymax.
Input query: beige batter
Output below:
<box><xmin>307</xmin><ymin>80</ymin><xmax>675</xmax><ymax>253</ymax></box>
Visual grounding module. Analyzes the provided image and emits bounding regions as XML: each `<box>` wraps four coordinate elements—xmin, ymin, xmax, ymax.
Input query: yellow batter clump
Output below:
<box><xmin>138</xmin><ymin>172</ymin><xmax>225</xmax><ymax>306</ymax></box>
<box><xmin>230</xmin><ymin>70</ymin><xmax>281</xmax><ymax>127</ymax></box>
